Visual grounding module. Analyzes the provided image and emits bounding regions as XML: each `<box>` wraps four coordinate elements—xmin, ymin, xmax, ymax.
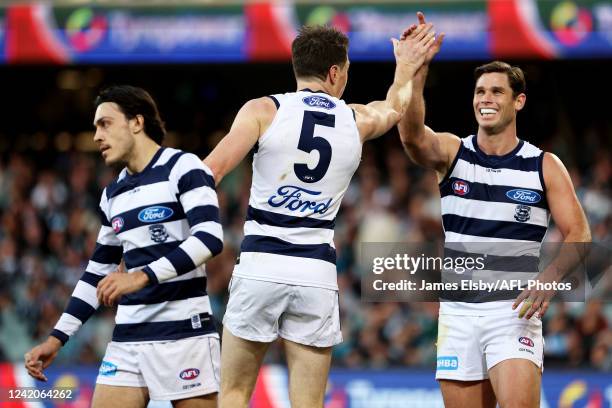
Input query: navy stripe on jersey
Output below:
<box><xmin>112</xmin><ymin>312</ymin><xmax>215</xmax><ymax>342</ymax></box>
<box><xmin>177</xmin><ymin>169</ymin><xmax>215</xmax><ymax>195</ymax></box>
<box><xmin>241</xmin><ymin>235</ymin><xmax>336</xmax><ymax>264</ymax></box>
<box><xmin>186</xmin><ymin>205</ymin><xmax>220</xmax><ymax>227</ymax></box>
<box><xmin>247</xmin><ymin>206</ymin><xmax>335</xmax><ymax>229</ymax></box>
<box><xmin>440</xmin><ymin>177</ymin><xmax>548</xmax><ymax>209</ymax></box>
<box><xmin>50</xmin><ymin>329</ymin><xmax>69</xmax><ymax>345</ymax></box>
<box><xmin>194</xmin><ymin>231</ymin><xmax>223</xmax><ymax>257</ymax></box>
<box><xmin>65</xmin><ymin>297</ymin><xmax>96</xmax><ymax>323</ymax></box>
<box><xmin>458</xmin><ymin>146</ymin><xmax>540</xmax><ymax>171</ymax></box>
<box><xmin>444</xmin><ymin>248</ymin><xmax>539</xmax><ymax>273</ymax></box>
<box><xmin>91</xmin><ymin>243</ymin><xmax>123</xmax><ymax>264</ymax></box>
<box><xmin>81</xmin><ymin>272</ymin><xmax>105</xmax><ymax>287</ymax></box>
<box><xmin>124</xmin><ymin>241</ymin><xmax>182</xmax><ymax>269</ymax></box>
<box><xmin>119</xmin><ymin>277</ymin><xmax>207</xmax><ymax>305</ymax></box>
<box><xmin>443</xmin><ymin>214</ymin><xmax>548</xmax><ymax>242</ymax></box>
<box><xmin>113</xmin><ymin>202</ymin><xmax>185</xmax><ymax>235</ymax></box>
<box><xmin>105</xmin><ymin>150</ymin><xmax>184</xmax><ymax>200</ymax></box>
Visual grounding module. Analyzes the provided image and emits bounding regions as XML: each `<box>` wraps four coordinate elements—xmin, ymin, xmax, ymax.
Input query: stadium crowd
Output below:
<box><xmin>0</xmin><ymin>128</ymin><xmax>609</xmax><ymax>371</ymax></box>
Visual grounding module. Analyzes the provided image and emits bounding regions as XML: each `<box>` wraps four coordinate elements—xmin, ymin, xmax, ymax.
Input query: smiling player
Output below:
<box><xmin>398</xmin><ymin>12</ymin><xmax>591</xmax><ymax>408</ymax></box>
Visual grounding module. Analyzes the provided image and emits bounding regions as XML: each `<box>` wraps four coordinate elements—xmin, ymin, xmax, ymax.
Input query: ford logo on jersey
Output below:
<box><xmin>268</xmin><ymin>185</ymin><xmax>332</xmax><ymax>214</ymax></box>
<box><xmin>506</xmin><ymin>189</ymin><xmax>541</xmax><ymax>204</ymax></box>
<box><xmin>302</xmin><ymin>95</ymin><xmax>336</xmax><ymax>110</ymax></box>
<box><xmin>179</xmin><ymin>368</ymin><xmax>200</xmax><ymax>380</ymax></box>
<box><xmin>138</xmin><ymin>206</ymin><xmax>174</xmax><ymax>223</ymax></box>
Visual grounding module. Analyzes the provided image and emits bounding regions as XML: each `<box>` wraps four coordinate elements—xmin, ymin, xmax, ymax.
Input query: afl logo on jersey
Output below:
<box><xmin>518</xmin><ymin>337</ymin><xmax>534</xmax><ymax>347</ymax></box>
<box><xmin>506</xmin><ymin>189</ymin><xmax>541</xmax><ymax>204</ymax></box>
<box><xmin>179</xmin><ymin>368</ymin><xmax>200</xmax><ymax>380</ymax></box>
<box><xmin>138</xmin><ymin>206</ymin><xmax>173</xmax><ymax>223</ymax></box>
<box><xmin>452</xmin><ymin>180</ymin><xmax>470</xmax><ymax>196</ymax></box>
<box><xmin>302</xmin><ymin>95</ymin><xmax>336</xmax><ymax>110</ymax></box>
<box><xmin>111</xmin><ymin>217</ymin><xmax>124</xmax><ymax>233</ymax></box>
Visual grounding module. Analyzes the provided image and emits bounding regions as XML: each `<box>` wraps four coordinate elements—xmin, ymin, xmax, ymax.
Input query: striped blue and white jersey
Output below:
<box><xmin>232</xmin><ymin>89</ymin><xmax>361</xmax><ymax>290</ymax></box>
<box><xmin>439</xmin><ymin>135</ymin><xmax>550</xmax><ymax>315</ymax></box>
<box><xmin>52</xmin><ymin>147</ymin><xmax>223</xmax><ymax>343</ymax></box>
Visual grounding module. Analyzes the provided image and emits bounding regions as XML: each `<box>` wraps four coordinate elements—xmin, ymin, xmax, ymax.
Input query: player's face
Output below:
<box><xmin>93</xmin><ymin>102</ymin><xmax>136</xmax><ymax>166</ymax></box>
<box><xmin>473</xmin><ymin>72</ymin><xmax>525</xmax><ymax>135</ymax></box>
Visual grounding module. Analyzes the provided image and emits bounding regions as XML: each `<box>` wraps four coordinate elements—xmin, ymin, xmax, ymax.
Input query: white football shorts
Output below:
<box><xmin>223</xmin><ymin>276</ymin><xmax>342</xmax><ymax>347</ymax></box>
<box><xmin>436</xmin><ymin>313</ymin><xmax>544</xmax><ymax>381</ymax></box>
<box><xmin>96</xmin><ymin>334</ymin><xmax>220</xmax><ymax>400</ymax></box>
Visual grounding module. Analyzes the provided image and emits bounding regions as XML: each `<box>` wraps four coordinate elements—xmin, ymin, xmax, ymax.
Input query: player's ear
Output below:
<box><xmin>329</xmin><ymin>65</ymin><xmax>339</xmax><ymax>85</ymax></box>
<box><xmin>514</xmin><ymin>93</ymin><xmax>526</xmax><ymax>111</ymax></box>
<box><xmin>131</xmin><ymin>114</ymin><xmax>145</xmax><ymax>134</ymax></box>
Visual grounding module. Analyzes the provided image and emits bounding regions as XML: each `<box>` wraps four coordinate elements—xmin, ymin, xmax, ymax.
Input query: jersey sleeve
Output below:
<box><xmin>50</xmin><ymin>190</ymin><xmax>123</xmax><ymax>345</ymax></box>
<box><xmin>142</xmin><ymin>153</ymin><xmax>223</xmax><ymax>284</ymax></box>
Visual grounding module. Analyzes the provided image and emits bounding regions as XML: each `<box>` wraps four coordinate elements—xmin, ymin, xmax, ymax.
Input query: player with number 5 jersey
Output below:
<box><xmin>203</xmin><ymin>23</ymin><xmax>440</xmax><ymax>408</ymax></box>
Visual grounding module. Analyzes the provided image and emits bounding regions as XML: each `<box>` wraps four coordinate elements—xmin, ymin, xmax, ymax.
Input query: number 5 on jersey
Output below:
<box><xmin>294</xmin><ymin>110</ymin><xmax>335</xmax><ymax>183</ymax></box>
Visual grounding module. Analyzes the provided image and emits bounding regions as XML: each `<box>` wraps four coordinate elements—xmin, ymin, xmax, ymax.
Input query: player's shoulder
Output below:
<box><xmin>102</xmin><ymin>168</ymin><xmax>129</xmax><ymax>202</ymax></box>
<box><xmin>243</xmin><ymin>96</ymin><xmax>279</xmax><ymax>115</ymax></box>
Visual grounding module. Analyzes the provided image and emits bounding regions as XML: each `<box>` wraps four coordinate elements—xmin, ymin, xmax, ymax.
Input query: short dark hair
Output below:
<box><xmin>474</xmin><ymin>61</ymin><xmax>526</xmax><ymax>97</ymax></box>
<box><xmin>292</xmin><ymin>25</ymin><xmax>349</xmax><ymax>81</ymax></box>
<box><xmin>94</xmin><ymin>85</ymin><xmax>166</xmax><ymax>144</ymax></box>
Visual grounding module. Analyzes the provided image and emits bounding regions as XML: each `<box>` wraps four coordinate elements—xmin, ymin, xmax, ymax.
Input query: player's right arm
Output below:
<box><xmin>24</xmin><ymin>190</ymin><xmax>122</xmax><ymax>381</ymax></box>
<box><xmin>350</xmin><ymin>23</ymin><xmax>436</xmax><ymax>143</ymax></box>
<box><xmin>203</xmin><ymin>97</ymin><xmax>276</xmax><ymax>185</ymax></box>
<box><xmin>397</xmin><ymin>12</ymin><xmax>460</xmax><ymax>179</ymax></box>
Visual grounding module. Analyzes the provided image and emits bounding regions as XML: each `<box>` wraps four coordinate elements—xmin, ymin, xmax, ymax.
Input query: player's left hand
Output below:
<box><xmin>512</xmin><ymin>269</ymin><xmax>558</xmax><ymax>319</ymax></box>
<box><xmin>97</xmin><ymin>270</ymin><xmax>149</xmax><ymax>306</ymax></box>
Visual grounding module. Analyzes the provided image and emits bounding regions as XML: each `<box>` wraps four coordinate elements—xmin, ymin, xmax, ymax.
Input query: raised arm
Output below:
<box><xmin>350</xmin><ymin>22</ymin><xmax>436</xmax><ymax>142</ymax></box>
<box><xmin>397</xmin><ymin>12</ymin><xmax>460</xmax><ymax>178</ymax></box>
<box><xmin>203</xmin><ymin>96</ymin><xmax>276</xmax><ymax>185</ymax></box>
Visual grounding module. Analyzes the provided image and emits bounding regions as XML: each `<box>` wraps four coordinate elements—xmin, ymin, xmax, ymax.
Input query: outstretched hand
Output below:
<box><xmin>391</xmin><ymin>21</ymin><xmax>437</xmax><ymax>73</ymax></box>
<box><xmin>401</xmin><ymin>12</ymin><xmax>445</xmax><ymax>68</ymax></box>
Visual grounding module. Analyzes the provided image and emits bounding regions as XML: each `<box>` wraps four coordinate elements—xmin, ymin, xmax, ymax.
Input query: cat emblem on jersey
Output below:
<box><xmin>514</xmin><ymin>204</ymin><xmax>531</xmax><ymax>222</ymax></box>
<box><xmin>149</xmin><ymin>224</ymin><xmax>169</xmax><ymax>243</ymax></box>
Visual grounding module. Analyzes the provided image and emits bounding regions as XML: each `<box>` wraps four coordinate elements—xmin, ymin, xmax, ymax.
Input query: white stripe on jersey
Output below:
<box><xmin>86</xmin><ymin>260</ymin><xmax>118</xmax><ymax>276</ymax></box>
<box><xmin>444</xmin><ymin>231</ymin><xmax>537</xmax><ymax>245</ymax></box>
<box><xmin>451</xmin><ymin>158</ymin><xmax>543</xmax><ymax>190</ymax></box>
<box><xmin>119</xmin><ymin>220</ymin><xmax>188</xmax><ymax>253</ymax></box>
<box><xmin>180</xmin><ymin>185</ymin><xmax>218</xmax><ymax>213</ymax></box>
<box><xmin>73</xmin><ymin>280</ymin><xmax>100</xmax><ymax>309</ymax></box>
<box><xmin>54</xmin><ymin>313</ymin><xmax>82</xmax><ymax>334</ymax></box>
<box><xmin>441</xmin><ymin>195</ymin><xmax>549</xmax><ymax>226</ymax></box>
<box><xmin>234</xmin><ymin>252</ymin><xmax>338</xmax><ymax>290</ymax></box>
<box><xmin>243</xmin><ymin>220</ymin><xmax>335</xmax><ymax>246</ymax></box>
<box><xmin>107</xmin><ymin>181</ymin><xmax>175</xmax><ymax>216</ymax></box>
<box><xmin>116</xmin><ymin>296</ymin><xmax>212</xmax><ymax>324</ymax></box>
